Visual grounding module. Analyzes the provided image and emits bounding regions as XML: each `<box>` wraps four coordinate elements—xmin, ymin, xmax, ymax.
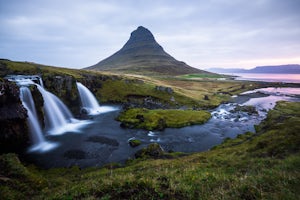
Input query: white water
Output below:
<box><xmin>76</xmin><ymin>82</ymin><xmax>100</xmax><ymax>110</ymax></box>
<box><xmin>76</xmin><ymin>82</ymin><xmax>117</xmax><ymax>115</ymax></box>
<box><xmin>20</xmin><ymin>87</ymin><xmax>57</xmax><ymax>152</ymax></box>
<box><xmin>35</xmin><ymin>84</ymin><xmax>89</xmax><ymax>135</ymax></box>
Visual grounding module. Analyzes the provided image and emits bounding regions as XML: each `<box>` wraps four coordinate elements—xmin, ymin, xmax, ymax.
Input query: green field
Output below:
<box><xmin>1</xmin><ymin>101</ymin><xmax>300</xmax><ymax>199</ymax></box>
<box><xmin>179</xmin><ymin>73</ymin><xmax>227</xmax><ymax>79</ymax></box>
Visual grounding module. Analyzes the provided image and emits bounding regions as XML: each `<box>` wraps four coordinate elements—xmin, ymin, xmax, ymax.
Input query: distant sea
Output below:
<box><xmin>228</xmin><ymin>73</ymin><xmax>300</xmax><ymax>83</ymax></box>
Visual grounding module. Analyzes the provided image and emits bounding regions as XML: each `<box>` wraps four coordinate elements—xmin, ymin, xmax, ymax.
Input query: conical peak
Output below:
<box><xmin>130</xmin><ymin>26</ymin><xmax>155</xmax><ymax>41</ymax></box>
<box><xmin>121</xmin><ymin>26</ymin><xmax>159</xmax><ymax>50</ymax></box>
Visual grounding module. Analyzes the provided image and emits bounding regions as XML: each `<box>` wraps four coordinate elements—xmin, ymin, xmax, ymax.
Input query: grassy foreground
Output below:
<box><xmin>1</xmin><ymin>101</ymin><xmax>300</xmax><ymax>199</ymax></box>
<box><xmin>117</xmin><ymin>108</ymin><xmax>211</xmax><ymax>130</ymax></box>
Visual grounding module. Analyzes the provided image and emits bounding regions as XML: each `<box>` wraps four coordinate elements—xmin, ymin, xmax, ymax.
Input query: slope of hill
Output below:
<box><xmin>86</xmin><ymin>26</ymin><xmax>210</xmax><ymax>76</ymax></box>
<box><xmin>208</xmin><ymin>64</ymin><xmax>300</xmax><ymax>74</ymax></box>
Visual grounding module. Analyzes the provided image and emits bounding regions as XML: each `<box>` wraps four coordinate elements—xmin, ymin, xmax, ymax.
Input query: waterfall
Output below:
<box><xmin>19</xmin><ymin>87</ymin><xmax>57</xmax><ymax>152</ymax></box>
<box><xmin>76</xmin><ymin>82</ymin><xmax>118</xmax><ymax>115</ymax></box>
<box><xmin>36</xmin><ymin>84</ymin><xmax>77</xmax><ymax>135</ymax></box>
<box><xmin>76</xmin><ymin>82</ymin><xmax>100</xmax><ymax>111</ymax></box>
<box><xmin>39</xmin><ymin>77</ymin><xmax>44</xmax><ymax>88</ymax></box>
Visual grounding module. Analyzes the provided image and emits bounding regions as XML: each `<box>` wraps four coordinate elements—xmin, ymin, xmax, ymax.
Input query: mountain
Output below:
<box><xmin>249</xmin><ymin>65</ymin><xmax>300</xmax><ymax>73</ymax></box>
<box><xmin>208</xmin><ymin>64</ymin><xmax>300</xmax><ymax>74</ymax></box>
<box><xmin>85</xmin><ymin>26</ymin><xmax>210</xmax><ymax>75</ymax></box>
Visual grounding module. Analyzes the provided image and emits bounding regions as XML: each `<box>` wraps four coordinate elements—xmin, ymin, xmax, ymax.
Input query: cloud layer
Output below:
<box><xmin>0</xmin><ymin>0</ymin><xmax>299</xmax><ymax>69</ymax></box>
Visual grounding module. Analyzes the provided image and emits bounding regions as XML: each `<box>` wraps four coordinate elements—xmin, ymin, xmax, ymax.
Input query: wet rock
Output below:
<box><xmin>233</xmin><ymin>105</ymin><xmax>258</xmax><ymax>115</ymax></box>
<box><xmin>136</xmin><ymin>114</ymin><xmax>144</xmax><ymax>122</ymax></box>
<box><xmin>128</xmin><ymin>139</ymin><xmax>141</xmax><ymax>147</ymax></box>
<box><xmin>0</xmin><ymin>80</ymin><xmax>29</xmax><ymax>153</ymax></box>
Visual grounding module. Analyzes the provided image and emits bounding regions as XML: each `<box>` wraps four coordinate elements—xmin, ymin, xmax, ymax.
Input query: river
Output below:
<box><xmin>25</xmin><ymin>87</ymin><xmax>300</xmax><ymax>168</ymax></box>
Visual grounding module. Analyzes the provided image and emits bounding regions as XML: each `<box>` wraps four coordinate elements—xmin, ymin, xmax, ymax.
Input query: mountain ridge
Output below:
<box><xmin>85</xmin><ymin>26</ymin><xmax>210</xmax><ymax>75</ymax></box>
<box><xmin>208</xmin><ymin>64</ymin><xmax>300</xmax><ymax>74</ymax></box>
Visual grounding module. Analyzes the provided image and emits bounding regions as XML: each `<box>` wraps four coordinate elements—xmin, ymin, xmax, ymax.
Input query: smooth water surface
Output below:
<box><xmin>231</xmin><ymin>73</ymin><xmax>300</xmax><ymax>83</ymax></box>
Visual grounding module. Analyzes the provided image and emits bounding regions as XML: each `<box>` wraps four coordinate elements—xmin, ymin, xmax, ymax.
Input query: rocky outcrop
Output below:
<box><xmin>123</xmin><ymin>95</ymin><xmax>172</xmax><ymax>110</ymax></box>
<box><xmin>135</xmin><ymin>143</ymin><xmax>164</xmax><ymax>159</ymax></box>
<box><xmin>43</xmin><ymin>75</ymin><xmax>80</xmax><ymax>115</ymax></box>
<box><xmin>0</xmin><ymin>80</ymin><xmax>29</xmax><ymax>153</ymax></box>
<box><xmin>155</xmin><ymin>86</ymin><xmax>173</xmax><ymax>94</ymax></box>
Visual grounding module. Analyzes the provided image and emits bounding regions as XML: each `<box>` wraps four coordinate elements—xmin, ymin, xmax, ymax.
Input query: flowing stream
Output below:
<box><xmin>25</xmin><ymin>87</ymin><xmax>300</xmax><ymax>168</ymax></box>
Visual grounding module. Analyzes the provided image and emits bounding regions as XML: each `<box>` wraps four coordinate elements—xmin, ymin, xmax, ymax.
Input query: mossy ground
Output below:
<box><xmin>1</xmin><ymin>101</ymin><xmax>300</xmax><ymax>199</ymax></box>
<box><xmin>117</xmin><ymin>108</ymin><xmax>211</xmax><ymax>130</ymax></box>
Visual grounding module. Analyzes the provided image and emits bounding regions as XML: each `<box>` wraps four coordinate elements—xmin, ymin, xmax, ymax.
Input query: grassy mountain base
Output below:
<box><xmin>1</xmin><ymin>101</ymin><xmax>300</xmax><ymax>199</ymax></box>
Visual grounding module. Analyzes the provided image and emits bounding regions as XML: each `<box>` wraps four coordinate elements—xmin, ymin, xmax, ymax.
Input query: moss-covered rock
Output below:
<box><xmin>118</xmin><ymin>108</ymin><xmax>211</xmax><ymax>130</ymax></box>
<box><xmin>128</xmin><ymin>139</ymin><xmax>142</xmax><ymax>147</ymax></box>
<box><xmin>135</xmin><ymin>143</ymin><xmax>164</xmax><ymax>159</ymax></box>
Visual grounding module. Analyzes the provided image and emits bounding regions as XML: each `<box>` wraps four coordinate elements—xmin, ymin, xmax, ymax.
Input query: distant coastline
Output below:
<box><xmin>232</xmin><ymin>73</ymin><xmax>300</xmax><ymax>83</ymax></box>
<box><xmin>208</xmin><ymin>64</ymin><xmax>300</xmax><ymax>74</ymax></box>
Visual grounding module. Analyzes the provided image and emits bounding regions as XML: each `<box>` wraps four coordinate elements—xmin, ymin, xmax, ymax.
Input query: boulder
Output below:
<box><xmin>135</xmin><ymin>143</ymin><xmax>164</xmax><ymax>158</ymax></box>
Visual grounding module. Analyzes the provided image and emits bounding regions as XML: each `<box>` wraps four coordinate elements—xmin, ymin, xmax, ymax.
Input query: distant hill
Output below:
<box><xmin>85</xmin><ymin>26</ymin><xmax>211</xmax><ymax>76</ymax></box>
<box><xmin>208</xmin><ymin>64</ymin><xmax>300</xmax><ymax>74</ymax></box>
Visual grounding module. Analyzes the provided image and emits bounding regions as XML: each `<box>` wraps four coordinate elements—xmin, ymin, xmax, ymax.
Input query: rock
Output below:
<box><xmin>155</xmin><ymin>86</ymin><xmax>173</xmax><ymax>94</ymax></box>
<box><xmin>234</xmin><ymin>105</ymin><xmax>258</xmax><ymax>115</ymax></box>
<box><xmin>135</xmin><ymin>143</ymin><xmax>164</xmax><ymax>158</ymax></box>
<box><xmin>128</xmin><ymin>139</ymin><xmax>141</xmax><ymax>147</ymax></box>
<box><xmin>0</xmin><ymin>80</ymin><xmax>29</xmax><ymax>153</ymax></box>
<box><xmin>136</xmin><ymin>114</ymin><xmax>144</xmax><ymax>122</ymax></box>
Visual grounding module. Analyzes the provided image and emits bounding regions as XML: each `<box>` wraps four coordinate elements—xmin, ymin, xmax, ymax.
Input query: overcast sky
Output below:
<box><xmin>0</xmin><ymin>0</ymin><xmax>299</xmax><ymax>69</ymax></box>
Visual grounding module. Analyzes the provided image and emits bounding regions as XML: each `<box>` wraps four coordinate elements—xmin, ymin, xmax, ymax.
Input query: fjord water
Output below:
<box><xmin>233</xmin><ymin>73</ymin><xmax>300</xmax><ymax>83</ymax></box>
<box><xmin>27</xmin><ymin>87</ymin><xmax>300</xmax><ymax>168</ymax></box>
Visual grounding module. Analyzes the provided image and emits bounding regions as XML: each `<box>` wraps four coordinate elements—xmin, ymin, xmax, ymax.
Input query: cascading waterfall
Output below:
<box><xmin>76</xmin><ymin>82</ymin><xmax>100</xmax><ymax>111</ymax></box>
<box><xmin>7</xmin><ymin>74</ymin><xmax>92</xmax><ymax>136</ymax></box>
<box><xmin>19</xmin><ymin>87</ymin><xmax>57</xmax><ymax>152</ymax></box>
<box><xmin>35</xmin><ymin>84</ymin><xmax>84</xmax><ymax>135</ymax></box>
<box><xmin>76</xmin><ymin>82</ymin><xmax>118</xmax><ymax>114</ymax></box>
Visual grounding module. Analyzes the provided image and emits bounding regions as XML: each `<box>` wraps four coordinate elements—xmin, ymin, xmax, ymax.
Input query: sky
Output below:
<box><xmin>0</xmin><ymin>0</ymin><xmax>300</xmax><ymax>70</ymax></box>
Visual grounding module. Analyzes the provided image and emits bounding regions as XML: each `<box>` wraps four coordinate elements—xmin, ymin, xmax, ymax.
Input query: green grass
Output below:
<box><xmin>1</xmin><ymin>101</ymin><xmax>300</xmax><ymax>199</ymax></box>
<box><xmin>179</xmin><ymin>73</ymin><xmax>226</xmax><ymax>79</ymax></box>
<box><xmin>117</xmin><ymin>108</ymin><xmax>211</xmax><ymax>130</ymax></box>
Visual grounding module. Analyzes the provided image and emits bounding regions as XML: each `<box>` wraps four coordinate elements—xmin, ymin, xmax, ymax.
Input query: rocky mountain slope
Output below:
<box><xmin>86</xmin><ymin>26</ymin><xmax>210</xmax><ymax>75</ymax></box>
